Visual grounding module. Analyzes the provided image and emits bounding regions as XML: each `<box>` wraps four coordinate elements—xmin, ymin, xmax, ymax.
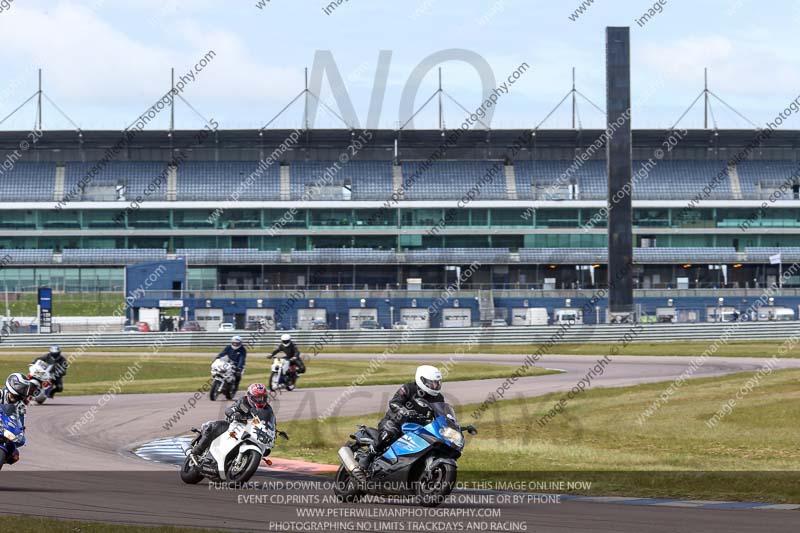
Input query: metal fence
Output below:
<box><xmin>0</xmin><ymin>322</ymin><xmax>796</xmax><ymax>349</ymax></box>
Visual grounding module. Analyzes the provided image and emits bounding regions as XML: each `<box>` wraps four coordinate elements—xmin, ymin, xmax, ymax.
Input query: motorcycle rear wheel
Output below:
<box><xmin>209</xmin><ymin>379</ymin><xmax>221</xmax><ymax>401</ymax></box>
<box><xmin>333</xmin><ymin>465</ymin><xmax>364</xmax><ymax>503</ymax></box>
<box><xmin>0</xmin><ymin>449</ymin><xmax>6</xmax><ymax>470</ymax></box>
<box><xmin>416</xmin><ymin>462</ymin><xmax>456</xmax><ymax>507</ymax></box>
<box><xmin>226</xmin><ymin>450</ymin><xmax>261</xmax><ymax>484</ymax></box>
<box><xmin>180</xmin><ymin>455</ymin><xmax>204</xmax><ymax>484</ymax></box>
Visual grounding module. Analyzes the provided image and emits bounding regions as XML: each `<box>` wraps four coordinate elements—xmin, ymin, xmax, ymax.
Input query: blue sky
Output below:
<box><xmin>0</xmin><ymin>0</ymin><xmax>796</xmax><ymax>131</ymax></box>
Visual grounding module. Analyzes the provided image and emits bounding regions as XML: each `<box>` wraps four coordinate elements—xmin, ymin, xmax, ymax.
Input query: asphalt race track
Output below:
<box><xmin>2</xmin><ymin>354</ymin><xmax>799</xmax><ymax>532</ymax></box>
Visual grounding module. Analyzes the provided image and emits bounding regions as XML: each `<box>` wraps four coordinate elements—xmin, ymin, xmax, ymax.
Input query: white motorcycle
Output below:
<box><xmin>269</xmin><ymin>356</ymin><xmax>299</xmax><ymax>392</ymax></box>
<box><xmin>180</xmin><ymin>416</ymin><xmax>288</xmax><ymax>484</ymax></box>
<box><xmin>28</xmin><ymin>361</ymin><xmax>54</xmax><ymax>405</ymax></box>
<box><xmin>209</xmin><ymin>357</ymin><xmax>238</xmax><ymax>401</ymax></box>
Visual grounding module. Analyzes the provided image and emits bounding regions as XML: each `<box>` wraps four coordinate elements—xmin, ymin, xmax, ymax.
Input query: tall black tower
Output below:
<box><xmin>605</xmin><ymin>27</ymin><xmax>634</xmax><ymax>318</ymax></box>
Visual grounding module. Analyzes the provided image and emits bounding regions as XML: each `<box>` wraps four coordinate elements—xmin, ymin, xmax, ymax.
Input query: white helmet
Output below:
<box><xmin>415</xmin><ymin>365</ymin><xmax>442</xmax><ymax>396</ymax></box>
<box><xmin>231</xmin><ymin>335</ymin><xmax>243</xmax><ymax>347</ymax></box>
<box><xmin>280</xmin><ymin>333</ymin><xmax>291</xmax><ymax>345</ymax></box>
<box><xmin>5</xmin><ymin>373</ymin><xmax>31</xmax><ymax>400</ymax></box>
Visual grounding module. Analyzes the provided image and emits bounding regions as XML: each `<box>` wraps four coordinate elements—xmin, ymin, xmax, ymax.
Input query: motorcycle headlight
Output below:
<box><xmin>3</xmin><ymin>429</ymin><xmax>19</xmax><ymax>443</ymax></box>
<box><xmin>439</xmin><ymin>426</ymin><xmax>464</xmax><ymax>448</ymax></box>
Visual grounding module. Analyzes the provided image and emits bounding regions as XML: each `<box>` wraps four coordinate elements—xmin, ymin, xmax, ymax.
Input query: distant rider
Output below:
<box><xmin>216</xmin><ymin>335</ymin><xmax>246</xmax><ymax>390</ymax></box>
<box><xmin>0</xmin><ymin>373</ymin><xmax>34</xmax><ymax>466</ymax></box>
<box><xmin>270</xmin><ymin>334</ymin><xmax>305</xmax><ymax>376</ymax></box>
<box><xmin>190</xmin><ymin>383</ymin><xmax>274</xmax><ymax>460</ymax></box>
<box><xmin>31</xmin><ymin>345</ymin><xmax>69</xmax><ymax>398</ymax></box>
<box><xmin>358</xmin><ymin>365</ymin><xmax>443</xmax><ymax>469</ymax></box>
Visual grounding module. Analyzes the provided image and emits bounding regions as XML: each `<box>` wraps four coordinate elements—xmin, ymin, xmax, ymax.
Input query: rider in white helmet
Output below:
<box><xmin>214</xmin><ymin>335</ymin><xmax>247</xmax><ymax>390</ymax></box>
<box><xmin>358</xmin><ymin>365</ymin><xmax>443</xmax><ymax>469</ymax></box>
<box><xmin>270</xmin><ymin>333</ymin><xmax>305</xmax><ymax>375</ymax></box>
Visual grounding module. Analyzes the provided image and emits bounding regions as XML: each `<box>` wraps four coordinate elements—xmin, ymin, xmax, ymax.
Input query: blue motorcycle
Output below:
<box><xmin>335</xmin><ymin>400</ymin><xmax>477</xmax><ymax>507</ymax></box>
<box><xmin>0</xmin><ymin>404</ymin><xmax>26</xmax><ymax>470</ymax></box>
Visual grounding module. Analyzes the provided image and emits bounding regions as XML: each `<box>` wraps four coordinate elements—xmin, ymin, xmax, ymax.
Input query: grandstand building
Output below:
<box><xmin>1</xmin><ymin>128</ymin><xmax>799</xmax><ymax>326</ymax></box>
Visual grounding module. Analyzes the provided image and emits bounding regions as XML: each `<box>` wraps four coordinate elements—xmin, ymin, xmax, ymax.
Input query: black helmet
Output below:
<box><xmin>49</xmin><ymin>345</ymin><xmax>61</xmax><ymax>356</ymax></box>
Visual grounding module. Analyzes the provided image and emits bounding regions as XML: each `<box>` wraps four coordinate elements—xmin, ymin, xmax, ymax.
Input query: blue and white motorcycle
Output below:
<box><xmin>0</xmin><ymin>404</ymin><xmax>26</xmax><ymax>470</ymax></box>
<box><xmin>334</xmin><ymin>400</ymin><xmax>477</xmax><ymax>506</ymax></box>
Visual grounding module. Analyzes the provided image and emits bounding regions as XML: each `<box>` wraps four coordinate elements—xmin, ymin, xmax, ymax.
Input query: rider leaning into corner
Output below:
<box><xmin>215</xmin><ymin>335</ymin><xmax>247</xmax><ymax>390</ymax></box>
<box><xmin>31</xmin><ymin>345</ymin><xmax>69</xmax><ymax>398</ymax></box>
<box><xmin>358</xmin><ymin>365</ymin><xmax>444</xmax><ymax>469</ymax></box>
<box><xmin>190</xmin><ymin>383</ymin><xmax>274</xmax><ymax>461</ymax></box>
<box><xmin>271</xmin><ymin>334</ymin><xmax>306</xmax><ymax>376</ymax></box>
<box><xmin>0</xmin><ymin>373</ymin><xmax>36</xmax><ymax>465</ymax></box>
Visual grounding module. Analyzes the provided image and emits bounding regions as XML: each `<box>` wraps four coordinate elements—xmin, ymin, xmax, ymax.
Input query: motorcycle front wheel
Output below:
<box><xmin>333</xmin><ymin>465</ymin><xmax>364</xmax><ymax>503</ymax></box>
<box><xmin>269</xmin><ymin>371</ymin><xmax>280</xmax><ymax>392</ymax></box>
<box><xmin>34</xmin><ymin>393</ymin><xmax>47</xmax><ymax>405</ymax></box>
<box><xmin>209</xmin><ymin>379</ymin><xmax>221</xmax><ymax>401</ymax></box>
<box><xmin>0</xmin><ymin>449</ymin><xmax>6</xmax><ymax>470</ymax></box>
<box><xmin>226</xmin><ymin>450</ymin><xmax>261</xmax><ymax>484</ymax></box>
<box><xmin>180</xmin><ymin>455</ymin><xmax>204</xmax><ymax>484</ymax></box>
<box><xmin>225</xmin><ymin>379</ymin><xmax>237</xmax><ymax>400</ymax></box>
<box><xmin>416</xmin><ymin>462</ymin><xmax>456</xmax><ymax>507</ymax></box>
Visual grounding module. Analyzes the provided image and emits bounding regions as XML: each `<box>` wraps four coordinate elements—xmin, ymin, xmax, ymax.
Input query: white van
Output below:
<box><xmin>554</xmin><ymin>308</ymin><xmax>583</xmax><ymax>325</ymax></box>
<box><xmin>510</xmin><ymin>308</ymin><xmax>549</xmax><ymax>326</ymax></box>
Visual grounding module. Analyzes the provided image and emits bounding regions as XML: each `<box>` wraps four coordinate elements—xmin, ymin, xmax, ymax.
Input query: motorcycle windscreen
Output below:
<box><xmin>430</xmin><ymin>402</ymin><xmax>459</xmax><ymax>428</ymax></box>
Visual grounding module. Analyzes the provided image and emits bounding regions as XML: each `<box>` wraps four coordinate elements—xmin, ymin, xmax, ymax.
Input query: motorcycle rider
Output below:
<box><xmin>190</xmin><ymin>383</ymin><xmax>275</xmax><ymax>461</ymax></box>
<box><xmin>215</xmin><ymin>335</ymin><xmax>246</xmax><ymax>390</ymax></box>
<box><xmin>0</xmin><ymin>373</ymin><xmax>34</xmax><ymax>465</ymax></box>
<box><xmin>270</xmin><ymin>333</ymin><xmax>305</xmax><ymax>377</ymax></box>
<box><xmin>358</xmin><ymin>365</ymin><xmax>443</xmax><ymax>469</ymax></box>
<box><xmin>31</xmin><ymin>345</ymin><xmax>69</xmax><ymax>398</ymax></box>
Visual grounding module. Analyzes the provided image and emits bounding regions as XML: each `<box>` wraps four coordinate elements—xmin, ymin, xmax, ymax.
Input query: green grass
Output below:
<box><xmin>4</xmin><ymin>292</ymin><xmax>124</xmax><ymax>316</ymax></box>
<box><xmin>3</xmin><ymin>339</ymin><xmax>798</xmax><ymax>358</ymax></box>
<box><xmin>0</xmin><ymin>516</ymin><xmax>227</xmax><ymax>533</ymax></box>
<box><xmin>273</xmin><ymin>369</ymin><xmax>800</xmax><ymax>503</ymax></box>
<box><xmin>0</xmin><ymin>355</ymin><xmax>558</xmax><ymax>395</ymax></box>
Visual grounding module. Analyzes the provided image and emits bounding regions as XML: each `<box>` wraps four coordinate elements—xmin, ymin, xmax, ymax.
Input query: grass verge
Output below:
<box><xmin>0</xmin><ymin>355</ymin><xmax>558</xmax><ymax>395</ymax></box>
<box><xmin>272</xmin><ymin>369</ymin><xmax>800</xmax><ymax>503</ymax></box>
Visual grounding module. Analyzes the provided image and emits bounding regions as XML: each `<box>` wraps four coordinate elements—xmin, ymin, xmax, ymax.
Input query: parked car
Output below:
<box><xmin>218</xmin><ymin>323</ymin><xmax>235</xmax><ymax>332</ymax></box>
<box><xmin>310</xmin><ymin>320</ymin><xmax>329</xmax><ymax>330</ymax></box>
<box><xmin>123</xmin><ymin>325</ymin><xmax>142</xmax><ymax>333</ymax></box>
<box><xmin>359</xmin><ymin>320</ymin><xmax>381</xmax><ymax>330</ymax></box>
<box><xmin>135</xmin><ymin>321</ymin><xmax>152</xmax><ymax>332</ymax></box>
<box><xmin>180</xmin><ymin>321</ymin><xmax>204</xmax><ymax>332</ymax></box>
<box><xmin>490</xmin><ymin>319</ymin><xmax>508</xmax><ymax>327</ymax></box>
<box><xmin>392</xmin><ymin>321</ymin><xmax>410</xmax><ymax>330</ymax></box>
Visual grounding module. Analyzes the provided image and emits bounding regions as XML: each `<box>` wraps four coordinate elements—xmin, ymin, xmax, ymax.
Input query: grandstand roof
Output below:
<box><xmin>2</xmin><ymin>128</ymin><xmax>800</xmax><ymax>152</ymax></box>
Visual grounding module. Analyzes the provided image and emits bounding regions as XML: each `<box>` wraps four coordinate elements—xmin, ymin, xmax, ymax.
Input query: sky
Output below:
<box><xmin>0</xmin><ymin>0</ymin><xmax>797</xmax><ymax>131</ymax></box>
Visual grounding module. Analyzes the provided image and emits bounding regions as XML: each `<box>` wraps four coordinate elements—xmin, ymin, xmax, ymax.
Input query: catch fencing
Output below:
<box><xmin>0</xmin><ymin>321</ymin><xmax>796</xmax><ymax>349</ymax></box>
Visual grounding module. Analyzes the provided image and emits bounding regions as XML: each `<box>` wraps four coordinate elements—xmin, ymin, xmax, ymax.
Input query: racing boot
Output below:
<box><xmin>358</xmin><ymin>444</ymin><xmax>378</xmax><ymax>470</ymax></box>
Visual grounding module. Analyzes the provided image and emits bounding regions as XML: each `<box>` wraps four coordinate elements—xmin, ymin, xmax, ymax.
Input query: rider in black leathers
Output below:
<box><xmin>358</xmin><ymin>365</ymin><xmax>444</xmax><ymax>469</ymax></box>
<box><xmin>190</xmin><ymin>383</ymin><xmax>274</xmax><ymax>459</ymax></box>
<box><xmin>32</xmin><ymin>346</ymin><xmax>69</xmax><ymax>398</ymax></box>
<box><xmin>271</xmin><ymin>334</ymin><xmax>305</xmax><ymax>375</ymax></box>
